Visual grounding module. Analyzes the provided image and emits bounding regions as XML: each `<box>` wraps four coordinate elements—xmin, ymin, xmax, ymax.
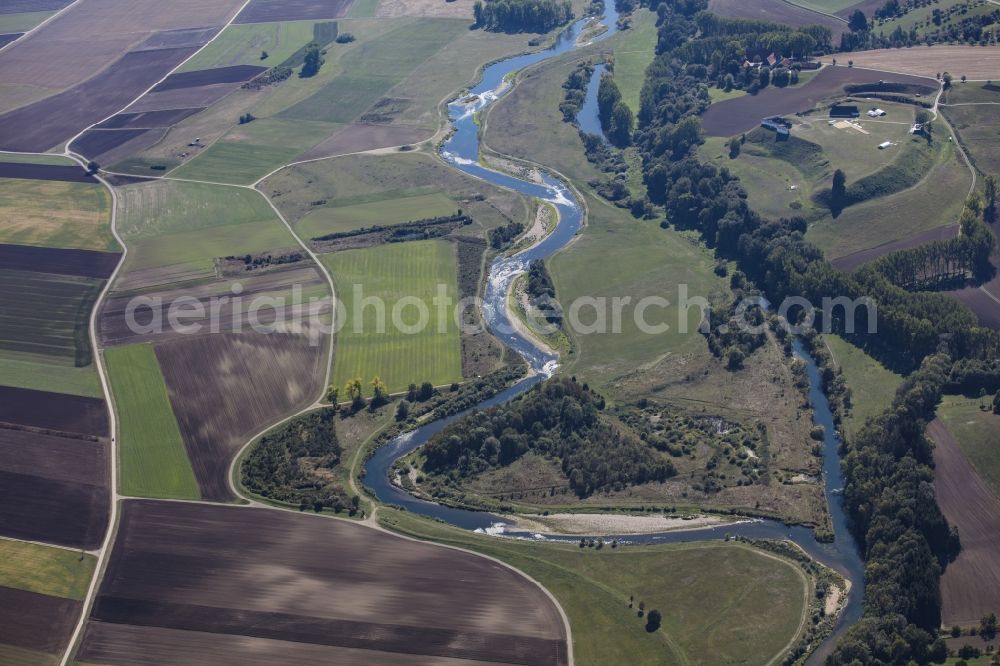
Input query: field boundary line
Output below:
<box><xmin>0</xmin><ymin>534</ymin><xmax>98</xmax><ymax>556</ymax></box>
<box><xmin>779</xmin><ymin>0</ymin><xmax>847</xmax><ymax>24</ymax></box>
<box><xmin>0</xmin><ymin>0</ymin><xmax>86</xmax><ymax>56</ymax></box>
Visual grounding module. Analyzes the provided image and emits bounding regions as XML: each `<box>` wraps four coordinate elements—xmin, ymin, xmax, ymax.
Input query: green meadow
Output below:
<box><xmin>0</xmin><ymin>539</ymin><xmax>95</xmax><ymax>600</ymax></box>
<box><xmin>323</xmin><ymin>239</ymin><xmax>463</xmax><ymax>394</ymax></box>
<box><xmin>382</xmin><ymin>509</ymin><xmax>809</xmax><ymax>666</ymax></box>
<box><xmin>824</xmin><ymin>334</ymin><xmax>903</xmax><ymax>435</ymax></box>
<box><xmin>613</xmin><ymin>9</ymin><xmax>657</xmax><ymax>114</ymax></box>
<box><xmin>296</xmin><ymin>191</ymin><xmax>458</xmax><ymax>238</ymax></box>
<box><xmin>179</xmin><ymin>20</ymin><xmax>318</xmax><ymax>71</ymax></box>
<box><xmin>104</xmin><ymin>344</ymin><xmax>200</xmax><ymax>500</ymax></box>
<box><xmin>0</xmin><ymin>357</ymin><xmax>101</xmax><ymax>397</ymax></box>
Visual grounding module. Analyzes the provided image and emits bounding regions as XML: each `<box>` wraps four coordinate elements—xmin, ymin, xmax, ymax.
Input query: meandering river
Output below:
<box><xmin>363</xmin><ymin>6</ymin><xmax>863</xmax><ymax>661</ymax></box>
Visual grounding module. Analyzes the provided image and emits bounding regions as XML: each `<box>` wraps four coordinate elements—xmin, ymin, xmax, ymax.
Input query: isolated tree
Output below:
<box><xmin>831</xmin><ymin>168</ymin><xmax>847</xmax><ymax>215</ymax></box>
<box><xmin>370</xmin><ymin>376</ymin><xmax>388</xmax><ymax>407</ymax></box>
<box><xmin>728</xmin><ymin>136</ymin><xmax>741</xmax><ymax>159</ymax></box>
<box><xmin>345</xmin><ymin>377</ymin><xmax>364</xmax><ymax>410</ymax></box>
<box><xmin>300</xmin><ymin>43</ymin><xmax>323</xmax><ymax>78</ymax></box>
<box><xmin>848</xmin><ymin>9</ymin><xmax>868</xmax><ymax>32</ymax></box>
<box><xmin>418</xmin><ymin>381</ymin><xmax>434</xmax><ymax>401</ymax></box>
<box><xmin>260</xmin><ymin>50</ymin><xmax>269</xmax><ymax>60</ymax></box>
<box><xmin>961</xmin><ymin>74</ymin><xmax>968</xmax><ymax>83</ymax></box>
<box><xmin>943</xmin><ymin>71</ymin><xmax>953</xmax><ymax>88</ymax></box>
<box><xmin>407</xmin><ymin>382</ymin><xmax>418</xmax><ymax>401</ymax></box>
<box><xmin>981</xmin><ymin>612</ymin><xmax>998</xmax><ymax>640</ymax></box>
<box><xmin>984</xmin><ymin>175</ymin><xmax>998</xmax><ymax>213</ymax></box>
<box><xmin>325</xmin><ymin>385</ymin><xmax>339</xmax><ymax>404</ymax></box>
<box><xmin>395</xmin><ymin>400</ymin><xmax>410</xmax><ymax>421</ymax></box>
<box><xmin>645</xmin><ymin>609</ymin><xmax>662</xmax><ymax>632</ymax></box>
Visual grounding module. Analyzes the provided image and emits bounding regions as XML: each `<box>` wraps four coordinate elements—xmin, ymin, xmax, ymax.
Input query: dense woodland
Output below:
<box><xmin>241</xmin><ymin>408</ymin><xmax>358</xmax><ymax>514</ymax></box>
<box><xmin>474</xmin><ymin>0</ymin><xmax>574</xmax><ymax>33</ymax></box>
<box><xmin>525</xmin><ymin>259</ymin><xmax>563</xmax><ymax>327</ymax></box>
<box><xmin>597</xmin><ymin>74</ymin><xmax>634</xmax><ymax>147</ymax></box>
<box><xmin>421</xmin><ymin>377</ymin><xmax>676</xmax><ymax>497</ymax></box>
<box><xmin>608</xmin><ymin>0</ymin><xmax>1000</xmax><ymax>660</ymax></box>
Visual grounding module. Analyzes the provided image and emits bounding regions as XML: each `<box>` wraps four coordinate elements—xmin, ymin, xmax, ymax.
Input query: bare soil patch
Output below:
<box><xmin>819</xmin><ymin>46</ymin><xmax>1000</xmax><ymax>80</ymax></box>
<box><xmin>235</xmin><ymin>0</ymin><xmax>353</xmax><ymax>23</ymax></box>
<box><xmin>0</xmin><ymin>244</ymin><xmax>120</xmax><ymax>279</ymax></box>
<box><xmin>71</xmin><ymin>128</ymin><xmax>155</xmax><ymax>161</ymax></box>
<box><xmin>830</xmin><ymin>224</ymin><xmax>958</xmax><ymax>271</ymax></box>
<box><xmin>155</xmin><ymin>332</ymin><xmax>324</xmax><ymax>501</ymax></box>
<box><xmin>708</xmin><ymin>0</ymin><xmax>847</xmax><ymax>37</ymax></box>
<box><xmin>0</xmin><ymin>0</ymin><xmax>71</xmax><ymax>12</ymax></box>
<box><xmin>79</xmin><ymin>500</ymin><xmax>567</xmax><ymax>665</ymax></box>
<box><xmin>929</xmin><ymin>418</ymin><xmax>1000</xmax><ymax>626</ymax></box>
<box><xmin>0</xmin><ymin>587</ymin><xmax>79</xmax><ymax>654</ymax></box>
<box><xmin>295</xmin><ymin>123</ymin><xmax>434</xmax><ymax>160</ymax></box>
<box><xmin>97</xmin><ymin>107</ymin><xmax>204</xmax><ymax>130</ymax></box>
<box><xmin>153</xmin><ymin>65</ymin><xmax>267</xmax><ymax>91</ymax></box>
<box><xmin>947</xmin><ymin>284</ymin><xmax>1000</xmax><ymax>330</ymax></box>
<box><xmin>0</xmin><ymin>468</ymin><xmax>108</xmax><ymax>549</ymax></box>
<box><xmin>137</xmin><ymin>27</ymin><xmax>220</xmax><ymax>50</ymax></box>
<box><xmin>0</xmin><ymin>162</ymin><xmax>95</xmax><ymax>183</ymax></box>
<box><xmin>701</xmin><ymin>65</ymin><xmax>935</xmax><ymax>136</ymax></box>
<box><xmin>0</xmin><ymin>428</ymin><xmax>106</xmax><ymax>486</ymax></box>
<box><xmin>0</xmin><ymin>386</ymin><xmax>107</xmax><ymax>436</ymax></box>
<box><xmin>0</xmin><ymin>46</ymin><xmax>199</xmax><ymax>152</ymax></box>
<box><xmin>507</xmin><ymin>512</ymin><xmax>731</xmax><ymax>535</ymax></box>
<box><xmin>127</xmin><ymin>82</ymin><xmax>244</xmax><ymax>113</ymax></box>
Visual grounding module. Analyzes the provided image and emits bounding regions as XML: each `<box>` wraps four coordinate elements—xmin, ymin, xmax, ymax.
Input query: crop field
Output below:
<box><xmin>0</xmin><ymin>385</ymin><xmax>107</xmax><ymax>435</ymax></box>
<box><xmin>76</xmin><ymin>500</ymin><xmax>568</xmax><ymax>665</ymax></box>
<box><xmin>0</xmin><ymin>268</ymin><xmax>102</xmax><ymax>366</ymax></box>
<box><xmin>0</xmin><ymin>357</ymin><xmax>101</xmax><ymax>397</ymax></box>
<box><xmin>278</xmin><ymin>18</ymin><xmax>465</xmax><ymax>125</ymax></box>
<box><xmin>700</xmin><ymin>66</ymin><xmax>936</xmax><ymax>137</ymax></box>
<box><xmin>104</xmin><ymin>344</ymin><xmax>200</xmax><ymax>500</ymax></box>
<box><xmin>929</xmin><ymin>417</ymin><xmax>1000</xmax><ymax>627</ymax></box>
<box><xmin>154</xmin><ymin>332</ymin><xmax>324</xmax><ymax>501</ymax></box>
<box><xmin>323</xmin><ymin>240</ymin><xmax>462</xmax><ymax>393</ymax></box>
<box><xmin>296</xmin><ymin>191</ymin><xmax>458</xmax><ymax>237</ymax></box>
<box><xmin>383</xmin><ymin>509</ymin><xmax>810</xmax><ymax>666</ymax></box>
<box><xmin>264</xmin><ymin>151</ymin><xmax>529</xmax><ymax>234</ymax></box>
<box><xmin>179</xmin><ymin>20</ymin><xmax>317</xmax><ymax>71</ymax></box>
<box><xmin>168</xmin><ymin>117</ymin><xmax>340</xmax><ymax>185</ymax></box>
<box><xmin>115</xmin><ymin>179</ymin><xmax>297</xmax><ymax>276</ymax></box>
<box><xmin>0</xmin><ymin>177</ymin><xmax>114</xmax><ymax>251</ymax></box>
<box><xmin>0</xmin><ymin>427</ymin><xmax>108</xmax><ymax>549</ymax></box>
<box><xmin>938</xmin><ymin>396</ymin><xmax>1000</xmax><ymax>498</ymax></box>
<box><xmin>707</xmin><ymin>0</ymin><xmax>847</xmax><ymax>37</ymax></box>
<box><xmin>820</xmin><ymin>46</ymin><xmax>1000</xmax><ymax>80</ymax></box>
<box><xmin>0</xmin><ymin>540</ymin><xmax>95</xmax><ymax>600</ymax></box>
<box><xmin>0</xmin><ymin>11</ymin><xmax>56</xmax><ymax>35</ymax></box>
<box><xmin>614</xmin><ymin>10</ymin><xmax>658</xmax><ymax>114</ymax></box>
<box><xmin>824</xmin><ymin>335</ymin><xmax>902</xmax><ymax>435</ymax></box>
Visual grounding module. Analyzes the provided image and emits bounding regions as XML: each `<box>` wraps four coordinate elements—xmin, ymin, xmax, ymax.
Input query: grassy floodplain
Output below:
<box><xmin>104</xmin><ymin>344</ymin><xmax>200</xmax><ymax>500</ymax></box>
<box><xmin>824</xmin><ymin>334</ymin><xmax>903</xmax><ymax>435</ymax></box>
<box><xmin>937</xmin><ymin>395</ymin><xmax>1000</xmax><ymax>498</ymax></box>
<box><xmin>613</xmin><ymin>9</ymin><xmax>658</xmax><ymax>114</ymax></box>
<box><xmin>322</xmin><ymin>239</ymin><xmax>462</xmax><ymax>394</ymax></box>
<box><xmin>381</xmin><ymin>509</ymin><xmax>810</xmax><ymax>666</ymax></box>
<box><xmin>0</xmin><ymin>539</ymin><xmax>95</xmax><ymax>600</ymax></box>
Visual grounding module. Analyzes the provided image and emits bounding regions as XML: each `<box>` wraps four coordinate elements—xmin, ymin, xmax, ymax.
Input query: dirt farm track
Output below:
<box><xmin>929</xmin><ymin>419</ymin><xmax>1000</xmax><ymax>626</ymax></box>
<box><xmin>77</xmin><ymin>501</ymin><xmax>569</xmax><ymax>666</ymax></box>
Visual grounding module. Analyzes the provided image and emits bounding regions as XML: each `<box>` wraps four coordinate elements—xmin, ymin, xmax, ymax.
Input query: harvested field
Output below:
<box><xmin>701</xmin><ymin>65</ymin><xmax>936</xmax><ymax>136</ymax></box>
<box><xmin>708</xmin><ymin>0</ymin><xmax>847</xmax><ymax>37</ymax></box>
<box><xmin>0</xmin><ymin>428</ymin><xmax>106</xmax><ymax>495</ymax></box>
<box><xmin>0</xmin><ymin>161</ymin><xmax>94</xmax><ymax>183</ymax></box>
<box><xmin>928</xmin><ymin>418</ymin><xmax>1000</xmax><ymax>627</ymax></box>
<box><xmin>376</xmin><ymin>0</ymin><xmax>478</xmax><ymax>17</ymax></box>
<box><xmin>137</xmin><ymin>27</ymin><xmax>220</xmax><ymax>50</ymax></box>
<box><xmin>78</xmin><ymin>500</ymin><xmax>568</xmax><ymax>665</ymax></box>
<box><xmin>296</xmin><ymin>123</ymin><xmax>434</xmax><ymax>160</ymax></box>
<box><xmin>0</xmin><ymin>587</ymin><xmax>79</xmax><ymax>654</ymax></box>
<box><xmin>235</xmin><ymin>0</ymin><xmax>353</xmax><ymax>23</ymax></box>
<box><xmin>0</xmin><ymin>540</ymin><xmax>96</xmax><ymax>601</ymax></box>
<box><xmin>0</xmin><ymin>46</ymin><xmax>200</xmax><ymax>152</ymax></box>
<box><xmin>126</xmin><ymin>82</ymin><xmax>244</xmax><ymax>112</ymax></box>
<box><xmin>819</xmin><ymin>46</ymin><xmax>1000</xmax><ymax>80</ymax></box>
<box><xmin>155</xmin><ymin>332</ymin><xmax>324</xmax><ymax>501</ymax></box>
<box><xmin>96</xmin><ymin>107</ymin><xmax>204</xmax><ymax>129</ymax></box>
<box><xmin>0</xmin><ymin>177</ymin><xmax>114</xmax><ymax>251</ymax></box>
<box><xmin>0</xmin><ymin>268</ymin><xmax>103</xmax><ymax>366</ymax></box>
<box><xmin>153</xmin><ymin>64</ymin><xmax>268</xmax><ymax>91</ymax></box>
<box><xmin>0</xmin><ymin>0</ymin><xmax>72</xmax><ymax>13</ymax></box>
<box><xmin>100</xmin><ymin>267</ymin><xmax>329</xmax><ymax>346</ymax></box>
<box><xmin>0</xmin><ymin>386</ymin><xmax>107</xmax><ymax>436</ymax></box>
<box><xmin>70</xmin><ymin>128</ymin><xmax>155</xmax><ymax>162</ymax></box>
<box><xmin>830</xmin><ymin>224</ymin><xmax>959</xmax><ymax>271</ymax></box>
